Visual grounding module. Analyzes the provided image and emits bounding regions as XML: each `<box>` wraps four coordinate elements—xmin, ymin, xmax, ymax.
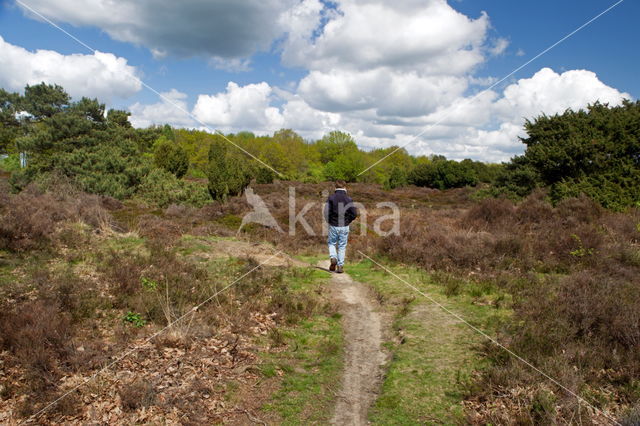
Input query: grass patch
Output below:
<box><xmin>259</xmin><ymin>266</ymin><xmax>343</xmax><ymax>424</ymax></box>
<box><xmin>348</xmin><ymin>259</ymin><xmax>511</xmax><ymax>424</ymax></box>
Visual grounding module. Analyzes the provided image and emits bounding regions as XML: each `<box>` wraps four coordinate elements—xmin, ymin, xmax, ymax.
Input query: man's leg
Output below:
<box><xmin>336</xmin><ymin>226</ymin><xmax>349</xmax><ymax>267</ymax></box>
<box><xmin>328</xmin><ymin>225</ymin><xmax>338</xmax><ymax>271</ymax></box>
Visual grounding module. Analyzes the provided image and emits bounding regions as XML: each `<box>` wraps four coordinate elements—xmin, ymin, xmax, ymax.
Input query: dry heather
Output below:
<box><xmin>0</xmin><ymin>183</ymin><xmax>332</xmax><ymax>423</ymax></box>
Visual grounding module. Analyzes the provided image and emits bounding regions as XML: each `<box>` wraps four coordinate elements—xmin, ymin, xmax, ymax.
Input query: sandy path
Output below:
<box><xmin>318</xmin><ymin>260</ymin><xmax>388</xmax><ymax>426</ymax></box>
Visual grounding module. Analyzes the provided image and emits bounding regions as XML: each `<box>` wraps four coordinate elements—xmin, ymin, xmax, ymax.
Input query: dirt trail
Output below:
<box><xmin>318</xmin><ymin>260</ymin><xmax>388</xmax><ymax>426</ymax></box>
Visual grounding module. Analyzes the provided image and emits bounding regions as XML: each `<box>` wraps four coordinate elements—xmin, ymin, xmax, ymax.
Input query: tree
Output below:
<box><xmin>153</xmin><ymin>136</ymin><xmax>189</xmax><ymax>178</ymax></box>
<box><xmin>22</xmin><ymin>83</ymin><xmax>70</xmax><ymax>119</ymax></box>
<box><xmin>12</xmin><ymin>90</ymin><xmax>149</xmax><ymax>198</ymax></box>
<box><xmin>0</xmin><ymin>88</ymin><xmax>21</xmax><ymax>153</ymax></box>
<box><xmin>408</xmin><ymin>159</ymin><xmax>477</xmax><ymax>189</ymax></box>
<box><xmin>315</xmin><ymin>131</ymin><xmax>359</xmax><ymax>163</ymax></box>
<box><xmin>107</xmin><ymin>109</ymin><xmax>132</xmax><ymax>128</ymax></box>
<box><xmin>384</xmin><ymin>166</ymin><xmax>408</xmax><ymax>190</ymax></box>
<box><xmin>496</xmin><ymin>100</ymin><xmax>640</xmax><ymax>209</ymax></box>
<box><xmin>206</xmin><ymin>137</ymin><xmax>252</xmax><ymax>201</ymax></box>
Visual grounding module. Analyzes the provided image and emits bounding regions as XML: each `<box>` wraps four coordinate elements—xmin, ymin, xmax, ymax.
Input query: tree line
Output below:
<box><xmin>1</xmin><ymin>83</ymin><xmax>638</xmax><ymax>209</ymax></box>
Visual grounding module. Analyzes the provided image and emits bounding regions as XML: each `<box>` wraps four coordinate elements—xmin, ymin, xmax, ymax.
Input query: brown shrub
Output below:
<box><xmin>136</xmin><ymin>214</ymin><xmax>183</xmax><ymax>243</ymax></box>
<box><xmin>119</xmin><ymin>379</ymin><xmax>156</xmax><ymax>411</ymax></box>
<box><xmin>0</xmin><ymin>184</ymin><xmax>110</xmax><ymax>251</ymax></box>
<box><xmin>0</xmin><ymin>300</ymin><xmax>72</xmax><ymax>396</ymax></box>
<box><xmin>98</xmin><ymin>249</ymin><xmax>146</xmax><ymax>304</ymax></box>
<box><xmin>516</xmin><ymin>190</ymin><xmax>554</xmax><ymax>225</ymax></box>
<box><xmin>555</xmin><ymin>194</ymin><xmax>603</xmax><ymax>225</ymax></box>
<box><xmin>462</xmin><ymin>197</ymin><xmax>516</xmax><ymax>230</ymax></box>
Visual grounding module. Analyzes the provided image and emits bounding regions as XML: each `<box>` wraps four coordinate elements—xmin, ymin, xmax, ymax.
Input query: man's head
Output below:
<box><xmin>335</xmin><ymin>180</ymin><xmax>347</xmax><ymax>190</ymax></box>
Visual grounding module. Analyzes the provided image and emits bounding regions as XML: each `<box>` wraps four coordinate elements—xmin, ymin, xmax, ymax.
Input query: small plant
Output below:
<box><xmin>141</xmin><ymin>277</ymin><xmax>158</xmax><ymax>291</ymax></box>
<box><xmin>569</xmin><ymin>234</ymin><xmax>595</xmax><ymax>257</ymax></box>
<box><xmin>123</xmin><ymin>311</ymin><xmax>146</xmax><ymax>327</ymax></box>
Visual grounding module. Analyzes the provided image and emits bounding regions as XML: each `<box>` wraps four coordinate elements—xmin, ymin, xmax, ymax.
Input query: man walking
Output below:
<box><xmin>325</xmin><ymin>180</ymin><xmax>358</xmax><ymax>273</ymax></box>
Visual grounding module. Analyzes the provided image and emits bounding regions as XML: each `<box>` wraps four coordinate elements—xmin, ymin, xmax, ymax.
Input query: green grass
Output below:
<box><xmin>348</xmin><ymin>259</ymin><xmax>511</xmax><ymax>425</ymax></box>
<box><xmin>259</xmin><ymin>266</ymin><xmax>343</xmax><ymax>424</ymax></box>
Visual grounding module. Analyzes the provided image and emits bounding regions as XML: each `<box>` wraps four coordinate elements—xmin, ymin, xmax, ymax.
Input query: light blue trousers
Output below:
<box><xmin>328</xmin><ymin>225</ymin><xmax>350</xmax><ymax>266</ymax></box>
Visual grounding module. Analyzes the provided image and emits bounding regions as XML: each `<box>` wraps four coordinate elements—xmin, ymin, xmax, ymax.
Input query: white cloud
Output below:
<box><xmin>282</xmin><ymin>0</ymin><xmax>489</xmax><ymax>74</ymax></box>
<box><xmin>0</xmin><ymin>36</ymin><xmax>140</xmax><ymax>101</ymax></box>
<box><xmin>18</xmin><ymin>0</ymin><xmax>298</xmax><ymax>60</ymax></box>
<box><xmin>192</xmin><ymin>82</ymin><xmax>284</xmax><ymax>132</ymax></box>
<box><xmin>493</xmin><ymin>68</ymin><xmax>630</xmax><ymax>123</ymax></box>
<box><xmin>298</xmin><ymin>69</ymin><xmax>468</xmax><ymax>117</ymax></box>
<box><xmin>488</xmin><ymin>38</ymin><xmax>509</xmax><ymax>56</ymax></box>
<box><xmin>129</xmin><ymin>89</ymin><xmax>194</xmax><ymax>128</ymax></box>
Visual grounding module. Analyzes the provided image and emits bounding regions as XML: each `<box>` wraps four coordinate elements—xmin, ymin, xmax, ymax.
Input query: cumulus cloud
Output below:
<box><xmin>192</xmin><ymin>82</ymin><xmax>284</xmax><ymax>132</ymax></box>
<box><xmin>18</xmin><ymin>0</ymin><xmax>297</xmax><ymax>61</ymax></box>
<box><xmin>0</xmin><ymin>36</ymin><xmax>140</xmax><ymax>101</ymax></box>
<box><xmin>129</xmin><ymin>89</ymin><xmax>195</xmax><ymax>128</ymax></box>
<box><xmin>493</xmin><ymin>68</ymin><xmax>630</xmax><ymax>123</ymax></box>
<box><xmin>282</xmin><ymin>0</ymin><xmax>489</xmax><ymax>73</ymax></box>
<box><xmin>298</xmin><ymin>69</ymin><xmax>468</xmax><ymax>117</ymax></box>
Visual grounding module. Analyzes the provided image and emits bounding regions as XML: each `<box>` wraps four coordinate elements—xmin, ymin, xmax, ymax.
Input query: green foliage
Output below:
<box><xmin>141</xmin><ymin>277</ymin><xmax>158</xmax><ymax>291</ymax></box>
<box><xmin>383</xmin><ymin>166</ymin><xmax>408</xmax><ymax>190</ymax></box>
<box><xmin>254</xmin><ymin>166</ymin><xmax>276</xmax><ymax>184</ymax></box>
<box><xmin>136</xmin><ymin>168</ymin><xmax>210</xmax><ymax>208</ymax></box>
<box><xmin>9</xmin><ymin>87</ymin><xmax>154</xmax><ymax>198</ymax></box>
<box><xmin>316</xmin><ymin>131</ymin><xmax>359</xmax><ymax>163</ymax></box>
<box><xmin>22</xmin><ymin>82</ymin><xmax>70</xmax><ymax>119</ymax></box>
<box><xmin>123</xmin><ymin>311</ymin><xmax>146</xmax><ymax>327</ymax></box>
<box><xmin>153</xmin><ymin>136</ymin><xmax>189</xmax><ymax>178</ymax></box>
<box><xmin>322</xmin><ymin>152</ymin><xmax>365</xmax><ymax>182</ymax></box>
<box><xmin>206</xmin><ymin>137</ymin><xmax>252</xmax><ymax>201</ymax></box>
<box><xmin>461</xmin><ymin>159</ymin><xmax>503</xmax><ymax>184</ymax></box>
<box><xmin>569</xmin><ymin>234</ymin><xmax>595</xmax><ymax>257</ymax></box>
<box><xmin>361</xmin><ymin>146</ymin><xmax>414</xmax><ymax>185</ymax></box>
<box><xmin>408</xmin><ymin>158</ymin><xmax>478</xmax><ymax>189</ymax></box>
<box><xmin>496</xmin><ymin>100</ymin><xmax>640</xmax><ymax>209</ymax></box>
<box><xmin>0</xmin><ymin>88</ymin><xmax>22</xmax><ymax>154</ymax></box>
<box><xmin>106</xmin><ymin>109</ymin><xmax>132</xmax><ymax>128</ymax></box>
<box><xmin>0</xmin><ymin>153</ymin><xmax>20</xmax><ymax>173</ymax></box>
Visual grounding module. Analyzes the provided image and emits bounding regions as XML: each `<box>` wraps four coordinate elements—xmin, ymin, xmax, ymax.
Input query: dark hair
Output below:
<box><xmin>335</xmin><ymin>180</ymin><xmax>347</xmax><ymax>188</ymax></box>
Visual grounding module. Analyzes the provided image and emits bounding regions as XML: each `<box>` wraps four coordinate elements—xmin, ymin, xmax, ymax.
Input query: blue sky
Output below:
<box><xmin>0</xmin><ymin>0</ymin><xmax>636</xmax><ymax>162</ymax></box>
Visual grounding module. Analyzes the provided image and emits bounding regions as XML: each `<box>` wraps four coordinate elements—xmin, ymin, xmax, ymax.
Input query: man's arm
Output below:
<box><xmin>345</xmin><ymin>198</ymin><xmax>358</xmax><ymax>223</ymax></box>
<box><xmin>323</xmin><ymin>197</ymin><xmax>331</xmax><ymax>222</ymax></box>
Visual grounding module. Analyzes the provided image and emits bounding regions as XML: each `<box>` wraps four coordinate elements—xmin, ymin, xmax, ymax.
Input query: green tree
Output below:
<box><xmin>408</xmin><ymin>158</ymin><xmax>477</xmax><ymax>189</ymax></box>
<box><xmin>206</xmin><ymin>137</ymin><xmax>252</xmax><ymax>201</ymax></box>
<box><xmin>12</xmin><ymin>92</ymin><xmax>149</xmax><ymax>198</ymax></box>
<box><xmin>153</xmin><ymin>136</ymin><xmax>189</xmax><ymax>178</ymax></box>
<box><xmin>0</xmin><ymin>88</ymin><xmax>22</xmax><ymax>153</ymax></box>
<box><xmin>383</xmin><ymin>166</ymin><xmax>408</xmax><ymax>190</ymax></box>
<box><xmin>22</xmin><ymin>83</ymin><xmax>70</xmax><ymax>119</ymax></box>
<box><xmin>315</xmin><ymin>131</ymin><xmax>359</xmax><ymax>163</ymax></box>
<box><xmin>496</xmin><ymin>100</ymin><xmax>640</xmax><ymax>209</ymax></box>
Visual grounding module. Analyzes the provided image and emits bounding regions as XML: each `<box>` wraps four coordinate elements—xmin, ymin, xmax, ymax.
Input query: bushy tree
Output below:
<box><xmin>384</xmin><ymin>166</ymin><xmax>408</xmax><ymax>190</ymax></box>
<box><xmin>22</xmin><ymin>83</ymin><xmax>70</xmax><ymax>119</ymax></box>
<box><xmin>408</xmin><ymin>158</ymin><xmax>478</xmax><ymax>189</ymax></box>
<box><xmin>0</xmin><ymin>88</ymin><xmax>21</xmax><ymax>154</ymax></box>
<box><xmin>206</xmin><ymin>137</ymin><xmax>252</xmax><ymax>201</ymax></box>
<box><xmin>496</xmin><ymin>100</ymin><xmax>640</xmax><ymax>209</ymax></box>
<box><xmin>12</xmin><ymin>87</ymin><xmax>150</xmax><ymax>198</ymax></box>
<box><xmin>136</xmin><ymin>168</ymin><xmax>210</xmax><ymax>207</ymax></box>
<box><xmin>153</xmin><ymin>136</ymin><xmax>189</xmax><ymax>178</ymax></box>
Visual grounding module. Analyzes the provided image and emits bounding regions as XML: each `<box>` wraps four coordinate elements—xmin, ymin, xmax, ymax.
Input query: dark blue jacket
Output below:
<box><xmin>325</xmin><ymin>189</ymin><xmax>358</xmax><ymax>227</ymax></box>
